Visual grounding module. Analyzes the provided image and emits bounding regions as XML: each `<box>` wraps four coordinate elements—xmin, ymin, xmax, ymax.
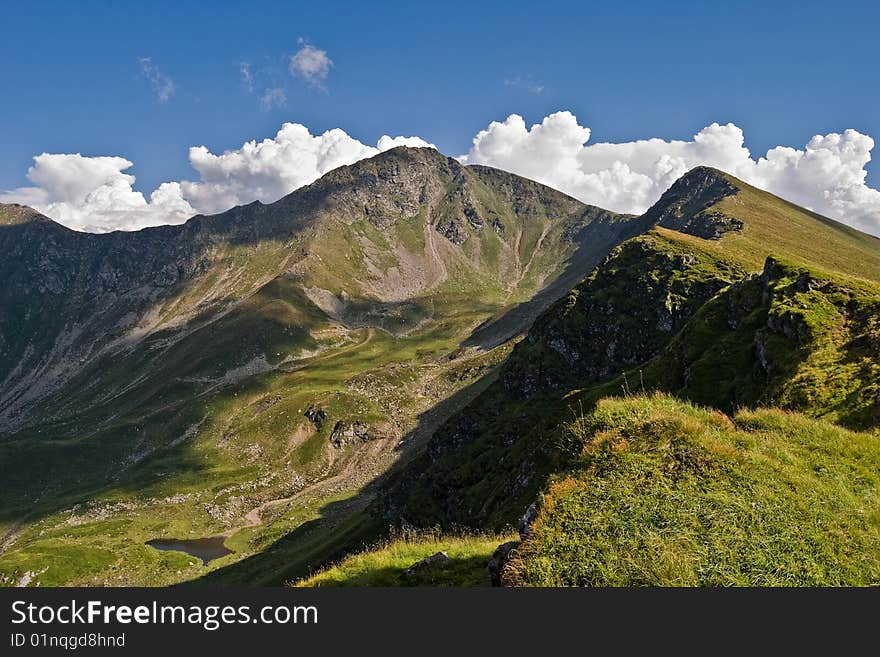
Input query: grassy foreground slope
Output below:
<box><xmin>295</xmin><ymin>532</ymin><xmax>515</xmax><ymax>587</ymax></box>
<box><xmin>296</xmin><ymin>393</ymin><xmax>880</xmax><ymax>587</ymax></box>
<box><xmin>505</xmin><ymin>394</ymin><xmax>880</xmax><ymax>586</ymax></box>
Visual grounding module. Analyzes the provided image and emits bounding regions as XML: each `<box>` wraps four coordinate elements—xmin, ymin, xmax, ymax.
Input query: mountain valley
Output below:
<box><xmin>2</xmin><ymin>149</ymin><xmax>879</xmax><ymax>587</ymax></box>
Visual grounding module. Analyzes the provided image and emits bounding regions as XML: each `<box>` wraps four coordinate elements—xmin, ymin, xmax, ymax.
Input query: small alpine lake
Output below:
<box><xmin>146</xmin><ymin>536</ymin><xmax>233</xmax><ymax>565</ymax></box>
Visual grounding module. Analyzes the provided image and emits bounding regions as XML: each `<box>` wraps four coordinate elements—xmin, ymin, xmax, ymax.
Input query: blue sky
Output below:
<box><xmin>2</xmin><ymin>0</ymin><xmax>879</xmax><ymax>234</ymax></box>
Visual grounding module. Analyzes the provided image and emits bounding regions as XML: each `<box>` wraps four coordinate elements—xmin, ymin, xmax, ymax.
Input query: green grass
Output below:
<box><xmin>0</xmin><ymin>316</ymin><xmax>496</xmax><ymax>584</ymax></box>
<box><xmin>506</xmin><ymin>394</ymin><xmax>880</xmax><ymax>587</ymax></box>
<box><xmin>659</xmin><ymin>173</ymin><xmax>880</xmax><ymax>283</ymax></box>
<box><xmin>0</xmin><ymin>253</ymin><xmax>537</xmax><ymax>586</ymax></box>
<box><xmin>394</xmin><ymin>207</ymin><xmax>428</xmax><ymax>253</ymax></box>
<box><xmin>295</xmin><ymin>531</ymin><xmax>516</xmax><ymax>587</ymax></box>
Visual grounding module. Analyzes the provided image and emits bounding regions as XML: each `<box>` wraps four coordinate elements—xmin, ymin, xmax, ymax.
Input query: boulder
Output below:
<box><xmin>305</xmin><ymin>405</ymin><xmax>328</xmax><ymax>429</ymax></box>
<box><xmin>403</xmin><ymin>551</ymin><xmax>451</xmax><ymax>581</ymax></box>
<box><xmin>487</xmin><ymin>541</ymin><xmax>519</xmax><ymax>587</ymax></box>
<box><xmin>329</xmin><ymin>420</ymin><xmax>372</xmax><ymax>448</ymax></box>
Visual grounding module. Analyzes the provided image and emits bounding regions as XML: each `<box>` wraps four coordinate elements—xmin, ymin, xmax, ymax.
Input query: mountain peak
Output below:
<box><xmin>0</xmin><ymin>203</ymin><xmax>54</xmax><ymax>228</ymax></box>
<box><xmin>642</xmin><ymin>166</ymin><xmax>742</xmax><ymax>239</ymax></box>
<box><xmin>350</xmin><ymin>144</ymin><xmax>453</xmax><ymax>173</ymax></box>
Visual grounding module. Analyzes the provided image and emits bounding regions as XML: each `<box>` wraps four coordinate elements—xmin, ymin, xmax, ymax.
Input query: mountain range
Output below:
<box><xmin>1</xmin><ymin>147</ymin><xmax>879</xmax><ymax>586</ymax></box>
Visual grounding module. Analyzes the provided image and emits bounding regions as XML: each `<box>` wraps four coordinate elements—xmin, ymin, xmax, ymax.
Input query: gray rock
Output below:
<box><xmin>403</xmin><ymin>551</ymin><xmax>450</xmax><ymax>580</ymax></box>
<box><xmin>519</xmin><ymin>503</ymin><xmax>539</xmax><ymax>540</ymax></box>
<box><xmin>487</xmin><ymin>541</ymin><xmax>519</xmax><ymax>587</ymax></box>
<box><xmin>329</xmin><ymin>420</ymin><xmax>372</xmax><ymax>448</ymax></box>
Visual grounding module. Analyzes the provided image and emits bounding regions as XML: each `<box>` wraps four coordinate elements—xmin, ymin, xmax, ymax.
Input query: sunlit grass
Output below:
<box><xmin>506</xmin><ymin>394</ymin><xmax>880</xmax><ymax>586</ymax></box>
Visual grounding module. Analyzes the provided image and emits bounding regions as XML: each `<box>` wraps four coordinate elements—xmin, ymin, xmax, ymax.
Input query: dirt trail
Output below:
<box><xmin>223</xmin><ymin>437</ymin><xmax>394</xmax><ymax>539</ymax></box>
<box><xmin>283</xmin><ymin>424</ymin><xmax>315</xmax><ymax>458</ymax></box>
<box><xmin>279</xmin><ymin>327</ymin><xmax>375</xmax><ymax>373</ymax></box>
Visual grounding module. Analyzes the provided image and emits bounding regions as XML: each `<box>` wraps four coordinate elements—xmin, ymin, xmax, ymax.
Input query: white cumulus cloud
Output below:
<box><xmin>0</xmin><ymin>125</ymin><xmax>434</xmax><ymax>231</ymax></box>
<box><xmin>0</xmin><ymin>154</ymin><xmax>195</xmax><ymax>232</ymax></box>
<box><xmin>179</xmin><ymin>124</ymin><xmax>433</xmax><ymax>215</ymax></box>
<box><xmin>460</xmin><ymin>111</ymin><xmax>880</xmax><ymax>235</ymax></box>
<box><xmin>3</xmin><ymin>113</ymin><xmax>878</xmax><ymax>236</ymax></box>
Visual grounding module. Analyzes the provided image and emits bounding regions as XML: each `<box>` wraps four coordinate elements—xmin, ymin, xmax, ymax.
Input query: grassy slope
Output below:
<box><xmin>294</xmin><ymin>532</ymin><xmax>516</xmax><ymax>587</ymax></box>
<box><xmin>292</xmin><ymin>392</ymin><xmax>880</xmax><ymax>587</ymax></box>
<box><xmin>666</xmin><ymin>174</ymin><xmax>880</xmax><ymax>283</ymax></box>
<box><xmin>5</xmin><ymin>163</ymin><xmax>879</xmax><ymax>587</ymax></box>
<box><xmin>506</xmin><ymin>394</ymin><xmax>880</xmax><ymax>586</ymax></box>
<box><xmin>0</xmin><ymin>301</ymin><xmax>513</xmax><ymax>586</ymax></box>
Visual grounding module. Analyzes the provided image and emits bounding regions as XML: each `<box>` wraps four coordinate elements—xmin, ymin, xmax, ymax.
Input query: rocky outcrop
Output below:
<box><xmin>329</xmin><ymin>421</ymin><xmax>373</xmax><ymax>448</ymax></box>
<box><xmin>645</xmin><ymin>256</ymin><xmax>880</xmax><ymax>427</ymax></box>
<box><xmin>518</xmin><ymin>503</ymin><xmax>539</xmax><ymax>540</ymax></box>
<box><xmin>486</xmin><ymin>503</ymin><xmax>544</xmax><ymax>585</ymax></box>
<box><xmin>661</xmin><ymin>209</ymin><xmax>743</xmax><ymax>239</ymax></box>
<box><xmin>487</xmin><ymin>541</ymin><xmax>518</xmax><ymax>586</ymax></box>
<box><xmin>305</xmin><ymin>405</ymin><xmax>328</xmax><ymax>430</ymax></box>
<box><xmin>500</xmin><ymin>236</ymin><xmax>740</xmax><ymax>397</ymax></box>
<box><xmin>403</xmin><ymin>551</ymin><xmax>450</xmax><ymax>581</ymax></box>
<box><xmin>327</xmin><ymin>420</ymin><xmax>400</xmax><ymax>449</ymax></box>
<box><xmin>643</xmin><ymin>166</ymin><xmax>740</xmax><ymax>239</ymax></box>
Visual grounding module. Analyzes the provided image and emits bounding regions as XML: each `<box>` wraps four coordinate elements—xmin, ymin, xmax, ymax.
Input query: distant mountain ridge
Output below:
<box><xmin>0</xmin><ymin>147</ymin><xmax>627</xmax><ymax>434</ymax></box>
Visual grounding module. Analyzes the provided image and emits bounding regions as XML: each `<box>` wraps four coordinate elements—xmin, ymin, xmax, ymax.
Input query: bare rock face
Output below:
<box><xmin>296</xmin><ymin>147</ymin><xmax>453</xmax><ymax>229</ymax></box>
<box><xmin>644</xmin><ymin>166</ymin><xmax>743</xmax><ymax>239</ymax></box>
<box><xmin>668</xmin><ymin>209</ymin><xmax>744</xmax><ymax>239</ymax></box>
<box><xmin>435</xmin><ymin>216</ymin><xmax>468</xmax><ymax>245</ymax></box>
